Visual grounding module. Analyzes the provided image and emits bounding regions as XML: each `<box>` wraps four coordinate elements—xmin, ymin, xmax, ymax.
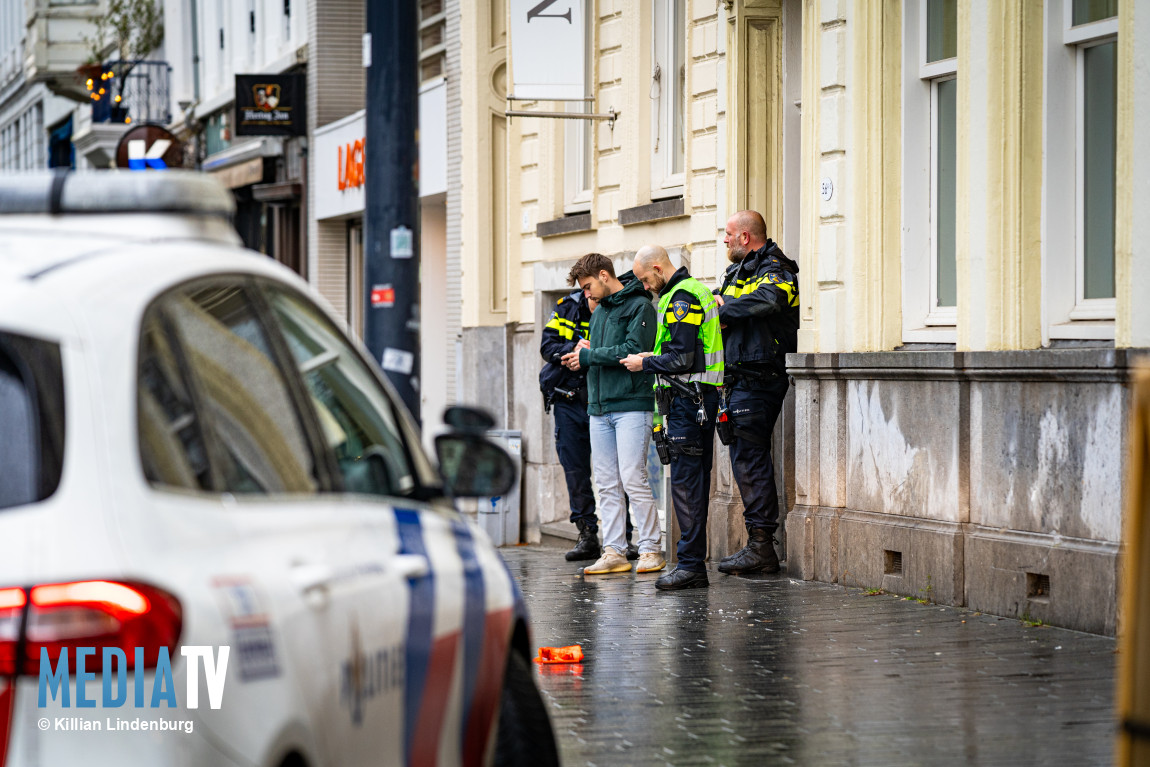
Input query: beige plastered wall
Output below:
<box><xmin>955</xmin><ymin>0</ymin><xmax>1044</xmax><ymax>352</ymax></box>
<box><xmin>797</xmin><ymin>0</ymin><xmax>902</xmax><ymax>354</ymax></box>
<box><xmin>512</xmin><ymin>0</ymin><xmax>726</xmax><ymax>312</ymax></box>
<box><xmin>802</xmin><ymin>0</ymin><xmax>1143</xmax><ymax>355</ymax></box>
<box><xmin>460</xmin><ymin>0</ymin><xmax>513</xmax><ymax>329</ymax></box>
<box><xmin>1116</xmin><ymin>0</ymin><xmax>1150</xmax><ymax>348</ymax></box>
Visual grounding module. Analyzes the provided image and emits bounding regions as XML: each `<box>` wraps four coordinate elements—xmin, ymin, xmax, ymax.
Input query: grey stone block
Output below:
<box><xmin>836</xmin><ymin>510</ymin><xmax>964</xmax><ymax>605</ymax></box>
<box><xmin>818</xmin><ymin>379</ymin><xmax>847</xmax><ymax>508</ymax></box>
<box><xmin>964</xmin><ymin>526</ymin><xmax>1118</xmax><ymax>635</ymax></box>
<box><xmin>844</xmin><ymin>377</ymin><xmax>962</xmax><ymax>521</ymax></box>
<box><xmin>969</xmin><ymin>380</ymin><xmax>1125</xmax><ymax>540</ymax></box>
<box><xmin>784</xmin><ymin>504</ymin><xmax>816</xmax><ymax>579</ymax></box>
<box><xmin>812</xmin><ymin>506</ymin><xmax>841</xmax><ymax>584</ymax></box>
<box><xmin>459</xmin><ymin>325</ymin><xmax>509</xmax><ymax>427</ymax></box>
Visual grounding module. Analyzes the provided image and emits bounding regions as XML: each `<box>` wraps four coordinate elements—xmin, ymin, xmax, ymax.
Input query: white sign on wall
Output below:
<box><xmin>509</xmin><ymin>0</ymin><xmax>586</xmax><ymax>101</ymax></box>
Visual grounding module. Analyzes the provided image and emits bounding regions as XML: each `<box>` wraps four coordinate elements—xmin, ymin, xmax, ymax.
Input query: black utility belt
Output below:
<box><xmin>726</xmin><ymin>366</ymin><xmax>781</xmax><ymax>382</ymax></box>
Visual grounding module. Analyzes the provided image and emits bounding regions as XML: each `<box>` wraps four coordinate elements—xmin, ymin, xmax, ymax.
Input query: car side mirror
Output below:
<box><xmin>442</xmin><ymin>405</ymin><xmax>495</xmax><ymax>434</ymax></box>
<box><xmin>434</xmin><ymin>433</ymin><xmax>517</xmax><ymax>498</ymax></box>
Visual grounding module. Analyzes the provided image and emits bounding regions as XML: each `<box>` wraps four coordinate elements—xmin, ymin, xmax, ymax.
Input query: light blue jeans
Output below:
<box><xmin>588</xmin><ymin>410</ymin><xmax>661</xmax><ymax>556</ymax></box>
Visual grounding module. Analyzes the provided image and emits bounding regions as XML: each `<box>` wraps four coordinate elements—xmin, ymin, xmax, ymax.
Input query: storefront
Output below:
<box><xmin>311</xmin><ymin>76</ymin><xmax>448</xmax><ymax>429</ymax></box>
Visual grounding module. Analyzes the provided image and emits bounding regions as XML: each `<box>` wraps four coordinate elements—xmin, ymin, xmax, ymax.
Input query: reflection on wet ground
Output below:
<box><xmin>502</xmin><ymin>541</ymin><xmax>1115</xmax><ymax>766</ymax></box>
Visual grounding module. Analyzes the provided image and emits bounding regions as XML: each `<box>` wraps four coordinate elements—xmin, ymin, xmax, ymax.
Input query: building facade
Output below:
<box><xmin>786</xmin><ymin>0</ymin><xmax>1149</xmax><ymax>635</ymax></box>
<box><xmin>454</xmin><ymin>0</ymin><xmax>804</xmax><ymax>550</ymax></box>
<box><xmin>452</xmin><ymin>0</ymin><xmax>1149</xmax><ymax>635</ymax></box>
<box><xmin>0</xmin><ymin>0</ymin><xmax>94</xmax><ymax>174</ymax></box>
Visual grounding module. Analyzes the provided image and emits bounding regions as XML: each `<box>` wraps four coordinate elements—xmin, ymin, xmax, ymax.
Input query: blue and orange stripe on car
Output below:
<box><xmin>395</xmin><ymin>510</ymin><xmax>515</xmax><ymax>767</ymax></box>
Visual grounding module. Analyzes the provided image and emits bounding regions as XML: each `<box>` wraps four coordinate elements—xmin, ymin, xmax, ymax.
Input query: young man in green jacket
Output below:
<box><xmin>561</xmin><ymin>253</ymin><xmax>666</xmax><ymax>576</ymax></box>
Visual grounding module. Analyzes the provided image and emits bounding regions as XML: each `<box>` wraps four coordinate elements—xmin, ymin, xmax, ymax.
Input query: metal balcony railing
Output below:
<box><xmin>87</xmin><ymin>60</ymin><xmax>172</xmax><ymax>126</ymax></box>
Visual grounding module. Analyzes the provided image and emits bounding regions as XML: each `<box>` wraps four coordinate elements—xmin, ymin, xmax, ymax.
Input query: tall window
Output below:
<box><xmin>564</xmin><ymin>2</ymin><xmax>593</xmax><ymax>213</ymax></box>
<box><xmin>924</xmin><ymin>0</ymin><xmax>957</xmax><ymax>320</ymax></box>
<box><xmin>651</xmin><ymin>0</ymin><xmax>685</xmax><ymax>199</ymax></box>
<box><xmin>1069</xmin><ymin>0</ymin><xmax>1117</xmax><ymax>315</ymax></box>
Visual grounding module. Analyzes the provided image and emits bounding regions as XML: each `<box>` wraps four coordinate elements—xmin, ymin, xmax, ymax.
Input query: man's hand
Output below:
<box><xmin>715</xmin><ymin>294</ymin><xmax>725</xmax><ymax>307</ymax></box>
<box><xmin>620</xmin><ymin>352</ymin><xmax>652</xmax><ymax>372</ymax></box>
<box><xmin>576</xmin><ymin>338</ymin><xmax>590</xmax><ymax>350</ymax></box>
<box><xmin>561</xmin><ymin>350</ymin><xmax>581</xmax><ymax>371</ymax></box>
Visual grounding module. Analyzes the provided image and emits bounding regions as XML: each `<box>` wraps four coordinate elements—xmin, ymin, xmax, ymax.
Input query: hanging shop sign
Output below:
<box><xmin>114</xmin><ymin>124</ymin><xmax>184</xmax><ymax>170</ymax></box>
<box><xmin>235</xmin><ymin>74</ymin><xmax>306</xmax><ymax>136</ymax></box>
<box><xmin>509</xmin><ymin>0</ymin><xmax>586</xmax><ymax>101</ymax></box>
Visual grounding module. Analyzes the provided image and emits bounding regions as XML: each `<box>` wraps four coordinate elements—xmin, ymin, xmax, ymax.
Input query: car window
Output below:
<box><xmin>163</xmin><ymin>283</ymin><xmax>318</xmax><ymax>494</ymax></box>
<box><xmin>264</xmin><ymin>287</ymin><xmax>417</xmax><ymax>498</ymax></box>
<box><xmin>0</xmin><ymin>332</ymin><xmax>64</xmax><ymax>510</ymax></box>
<box><xmin>137</xmin><ymin>315</ymin><xmax>212</xmax><ymax>491</ymax></box>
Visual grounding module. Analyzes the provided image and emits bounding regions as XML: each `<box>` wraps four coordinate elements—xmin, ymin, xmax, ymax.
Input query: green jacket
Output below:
<box><xmin>577</xmin><ymin>271</ymin><xmax>657</xmax><ymax>415</ymax></box>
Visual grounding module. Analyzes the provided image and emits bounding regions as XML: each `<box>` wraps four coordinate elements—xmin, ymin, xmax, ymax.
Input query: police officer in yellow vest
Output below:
<box><xmin>623</xmin><ymin>245</ymin><xmax>724</xmax><ymax>590</ymax></box>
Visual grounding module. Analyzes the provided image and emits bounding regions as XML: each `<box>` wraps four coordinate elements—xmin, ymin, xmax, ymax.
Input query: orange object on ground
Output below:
<box><xmin>534</xmin><ymin>644</ymin><xmax>584</xmax><ymax>664</ymax></box>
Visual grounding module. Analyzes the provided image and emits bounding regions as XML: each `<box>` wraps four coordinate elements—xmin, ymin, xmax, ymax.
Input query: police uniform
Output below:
<box><xmin>540</xmin><ymin>291</ymin><xmax>637</xmax><ymax>561</ymax></box>
<box><xmin>642</xmin><ymin>266</ymin><xmax>724</xmax><ymax>590</ymax></box>
<box><xmin>714</xmin><ymin>240</ymin><xmax>800</xmax><ymax>575</ymax></box>
<box><xmin>540</xmin><ymin>290</ymin><xmax>600</xmax><ymax>560</ymax></box>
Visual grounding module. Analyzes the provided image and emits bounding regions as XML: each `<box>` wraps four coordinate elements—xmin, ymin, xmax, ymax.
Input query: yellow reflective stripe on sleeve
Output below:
<box><xmin>724</xmin><ymin>274</ymin><xmax>798</xmax><ymax>304</ymax></box>
<box><xmin>544</xmin><ymin>312</ymin><xmax>563</xmax><ymax>330</ymax></box>
<box><xmin>664</xmin><ymin>311</ymin><xmax>704</xmax><ymax>325</ymax></box>
<box><xmin>776</xmin><ymin>281</ymin><xmax>799</xmax><ymax>307</ymax></box>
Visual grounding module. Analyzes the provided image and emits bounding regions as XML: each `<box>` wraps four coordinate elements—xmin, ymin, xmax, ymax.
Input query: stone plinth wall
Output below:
<box><xmin>786</xmin><ymin>349</ymin><xmax>1142</xmax><ymax>635</ymax></box>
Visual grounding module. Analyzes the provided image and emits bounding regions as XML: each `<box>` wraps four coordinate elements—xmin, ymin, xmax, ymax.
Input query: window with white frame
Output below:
<box><xmin>923</xmin><ymin>0</ymin><xmax>957</xmax><ymax>323</ymax></box>
<box><xmin>1044</xmin><ymin>0</ymin><xmax>1118</xmax><ymax>339</ymax></box>
<box><xmin>650</xmin><ymin>0</ymin><xmax>685</xmax><ymax>199</ymax></box>
<box><xmin>1070</xmin><ymin>0</ymin><xmax>1118</xmax><ymax>315</ymax></box>
<box><xmin>901</xmin><ymin>0</ymin><xmax>957</xmax><ymax>341</ymax></box>
<box><xmin>564</xmin><ymin>2</ymin><xmax>594</xmax><ymax>213</ymax></box>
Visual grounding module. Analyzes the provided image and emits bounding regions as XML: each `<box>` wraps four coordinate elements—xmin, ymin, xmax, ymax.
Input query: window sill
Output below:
<box><xmin>1048</xmin><ymin>320</ymin><xmax>1115</xmax><ymax>341</ymax></box>
<box><xmin>536</xmin><ymin>213</ymin><xmax>593</xmax><ymax>239</ymax></box>
<box><xmin>902</xmin><ymin>327</ymin><xmax>957</xmax><ymax>344</ymax></box>
<box><xmin>618</xmin><ymin>197</ymin><xmax>685</xmax><ymax>226</ymax></box>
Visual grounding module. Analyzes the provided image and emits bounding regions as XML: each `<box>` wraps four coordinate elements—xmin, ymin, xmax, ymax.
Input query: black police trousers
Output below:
<box><xmin>665</xmin><ymin>386</ymin><xmax>719</xmax><ymax>572</ymax></box>
<box><xmin>553</xmin><ymin>398</ymin><xmax>597</xmax><ymax>531</ymax></box>
<box><xmin>727</xmin><ymin>376</ymin><xmax>790</xmax><ymax>534</ymax></box>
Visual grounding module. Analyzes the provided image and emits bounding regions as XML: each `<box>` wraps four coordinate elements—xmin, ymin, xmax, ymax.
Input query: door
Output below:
<box><xmin>132</xmin><ymin>279</ymin><xmax>415</xmax><ymax>765</ymax></box>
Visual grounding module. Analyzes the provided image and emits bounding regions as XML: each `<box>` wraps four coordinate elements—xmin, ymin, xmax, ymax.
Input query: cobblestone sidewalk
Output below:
<box><xmin>502</xmin><ymin>541</ymin><xmax>1116</xmax><ymax>767</ymax></box>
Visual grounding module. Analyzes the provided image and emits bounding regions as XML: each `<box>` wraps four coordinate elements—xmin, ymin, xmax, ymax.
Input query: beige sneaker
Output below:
<box><xmin>635</xmin><ymin>552</ymin><xmax>666</xmax><ymax>573</ymax></box>
<box><xmin>583</xmin><ymin>548</ymin><xmax>632</xmax><ymax>575</ymax></box>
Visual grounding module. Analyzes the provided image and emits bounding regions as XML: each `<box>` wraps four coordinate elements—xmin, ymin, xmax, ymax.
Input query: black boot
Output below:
<box><xmin>565</xmin><ymin>521</ymin><xmax>601</xmax><ymax>562</ymax></box>
<box><xmin>655</xmin><ymin>567</ymin><xmax>709</xmax><ymax>591</ymax></box>
<box><xmin>626</xmin><ymin>539</ymin><xmax>639</xmax><ymax>561</ymax></box>
<box><xmin>718</xmin><ymin>528</ymin><xmax>780</xmax><ymax>575</ymax></box>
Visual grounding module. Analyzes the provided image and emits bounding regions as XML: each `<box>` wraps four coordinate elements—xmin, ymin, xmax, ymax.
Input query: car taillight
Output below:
<box><xmin>0</xmin><ymin>588</ymin><xmax>25</xmax><ymax>677</ymax></box>
<box><xmin>0</xmin><ymin>581</ymin><xmax>181</xmax><ymax>677</ymax></box>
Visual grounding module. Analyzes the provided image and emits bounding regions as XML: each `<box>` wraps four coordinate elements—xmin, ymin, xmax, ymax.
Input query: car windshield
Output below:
<box><xmin>0</xmin><ymin>332</ymin><xmax>64</xmax><ymax>510</ymax></box>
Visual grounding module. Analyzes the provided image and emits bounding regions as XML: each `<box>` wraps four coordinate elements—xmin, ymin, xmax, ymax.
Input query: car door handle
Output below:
<box><xmin>292</xmin><ymin>563</ymin><xmax>338</xmax><ymax>593</ymax></box>
<box><xmin>390</xmin><ymin>554</ymin><xmax>430</xmax><ymax>580</ymax></box>
<box><xmin>292</xmin><ymin>556</ymin><xmax>429</xmax><ymax>593</ymax></box>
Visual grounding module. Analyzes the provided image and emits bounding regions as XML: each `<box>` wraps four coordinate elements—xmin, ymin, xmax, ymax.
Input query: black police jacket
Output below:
<box><xmin>715</xmin><ymin>240</ymin><xmax>800</xmax><ymax>379</ymax></box>
<box><xmin>539</xmin><ymin>289</ymin><xmax>591</xmax><ymax>398</ymax></box>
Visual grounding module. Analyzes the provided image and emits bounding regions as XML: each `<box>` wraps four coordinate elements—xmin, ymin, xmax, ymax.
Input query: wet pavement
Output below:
<box><xmin>502</xmin><ymin>540</ymin><xmax>1117</xmax><ymax>766</ymax></box>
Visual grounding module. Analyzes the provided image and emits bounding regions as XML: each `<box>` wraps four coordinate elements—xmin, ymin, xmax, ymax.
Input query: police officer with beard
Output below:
<box><xmin>714</xmin><ymin>210</ymin><xmax>800</xmax><ymax>575</ymax></box>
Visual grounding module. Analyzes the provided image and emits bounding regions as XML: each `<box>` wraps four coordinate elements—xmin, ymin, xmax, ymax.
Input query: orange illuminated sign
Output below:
<box><xmin>338</xmin><ymin>139</ymin><xmax>365</xmax><ymax>190</ymax></box>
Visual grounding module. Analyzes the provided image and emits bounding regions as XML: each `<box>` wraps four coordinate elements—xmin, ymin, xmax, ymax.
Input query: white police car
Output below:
<box><xmin>0</xmin><ymin>171</ymin><xmax>556</xmax><ymax>767</ymax></box>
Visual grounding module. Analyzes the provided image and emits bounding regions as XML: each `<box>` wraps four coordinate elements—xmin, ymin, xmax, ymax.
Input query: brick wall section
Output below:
<box><xmin>595</xmin><ymin>1</ymin><xmax>624</xmax><ymax>227</ymax></box>
<box><xmin>307</xmin><ymin>0</ymin><xmax>363</xmax><ymax>310</ymax></box>
<box><xmin>445</xmin><ymin>0</ymin><xmax>461</xmax><ymax>402</ymax></box>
